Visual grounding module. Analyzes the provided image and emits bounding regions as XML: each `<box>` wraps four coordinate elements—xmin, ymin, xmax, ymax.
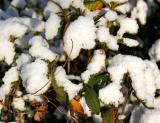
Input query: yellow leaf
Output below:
<box><xmin>85</xmin><ymin>0</ymin><xmax>104</xmax><ymax>11</ymax></box>
<box><xmin>69</xmin><ymin>98</ymin><xmax>84</xmax><ymax>115</ymax></box>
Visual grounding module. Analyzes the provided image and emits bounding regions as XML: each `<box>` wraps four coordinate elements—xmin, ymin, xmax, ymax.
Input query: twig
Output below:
<box><xmin>42</xmin><ymin>94</ymin><xmax>79</xmax><ymax>123</ymax></box>
<box><xmin>49</xmin><ymin>0</ymin><xmax>64</xmax><ymax>13</ymax></box>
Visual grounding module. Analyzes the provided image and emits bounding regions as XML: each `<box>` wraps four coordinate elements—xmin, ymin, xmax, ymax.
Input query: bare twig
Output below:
<box><xmin>49</xmin><ymin>0</ymin><xmax>64</xmax><ymax>13</ymax></box>
<box><xmin>42</xmin><ymin>94</ymin><xmax>79</xmax><ymax>123</ymax></box>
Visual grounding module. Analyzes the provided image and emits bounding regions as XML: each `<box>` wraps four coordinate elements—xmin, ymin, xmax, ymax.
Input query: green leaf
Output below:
<box><xmin>84</xmin><ymin>0</ymin><xmax>98</xmax><ymax>3</ymax></box>
<box><xmin>55</xmin><ymin>86</ymin><xmax>67</xmax><ymax>102</ymax></box>
<box><xmin>88</xmin><ymin>73</ymin><xmax>106</xmax><ymax>89</ymax></box>
<box><xmin>51</xmin><ymin>77</ymin><xmax>67</xmax><ymax>103</ymax></box>
<box><xmin>104</xmin><ymin>111</ymin><xmax>111</xmax><ymax>123</ymax></box>
<box><xmin>84</xmin><ymin>86</ymin><xmax>100</xmax><ymax>114</ymax></box>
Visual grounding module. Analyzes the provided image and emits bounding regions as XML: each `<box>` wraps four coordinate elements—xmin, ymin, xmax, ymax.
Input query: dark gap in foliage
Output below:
<box><xmin>64</xmin><ymin>49</ymin><xmax>94</xmax><ymax>76</ymax></box>
<box><xmin>118</xmin><ymin>43</ymin><xmax>149</xmax><ymax>59</ymax></box>
<box><xmin>157</xmin><ymin>61</ymin><xmax>160</xmax><ymax>69</ymax></box>
<box><xmin>0</xmin><ymin>63</ymin><xmax>10</xmax><ymax>85</ymax></box>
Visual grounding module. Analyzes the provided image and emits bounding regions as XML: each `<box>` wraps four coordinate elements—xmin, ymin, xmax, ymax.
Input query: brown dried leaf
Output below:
<box><xmin>31</xmin><ymin>100</ymin><xmax>40</xmax><ymax>108</ymax></box>
<box><xmin>34</xmin><ymin>103</ymin><xmax>48</xmax><ymax>121</ymax></box>
<box><xmin>34</xmin><ymin>111</ymin><xmax>43</xmax><ymax>121</ymax></box>
<box><xmin>16</xmin><ymin>113</ymin><xmax>25</xmax><ymax>123</ymax></box>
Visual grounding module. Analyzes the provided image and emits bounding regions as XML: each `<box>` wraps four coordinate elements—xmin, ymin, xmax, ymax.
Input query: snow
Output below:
<box><xmin>55</xmin><ymin>66</ymin><xmax>83</xmax><ymax>100</ymax></box>
<box><xmin>96</xmin><ymin>17</ymin><xmax>107</xmax><ymax>26</ymax></box>
<box><xmin>115</xmin><ymin>3</ymin><xmax>131</xmax><ymax>14</ymax></box>
<box><xmin>0</xmin><ymin>84</ymin><xmax>14</xmax><ymax>101</ymax></box>
<box><xmin>67</xmin><ymin>74</ymin><xmax>81</xmax><ymax>81</ymax></box>
<box><xmin>17</xmin><ymin>18</ymin><xmax>45</xmax><ymax>32</ymax></box>
<box><xmin>80</xmin><ymin>97</ymin><xmax>91</xmax><ymax>116</ymax></box>
<box><xmin>0</xmin><ymin>67</ymin><xmax>19</xmax><ymax>101</ymax></box>
<box><xmin>99</xmin><ymin>83</ymin><xmax>124</xmax><ymax>107</ymax></box>
<box><xmin>155</xmin><ymin>75</ymin><xmax>160</xmax><ymax>89</ymax></box>
<box><xmin>96</xmin><ymin>26</ymin><xmax>119</xmax><ymax>50</ymax></box>
<box><xmin>15</xmin><ymin>32</ymin><xmax>33</xmax><ymax>48</ymax></box>
<box><xmin>16</xmin><ymin>53</ymin><xmax>32</xmax><ymax>69</ymax></box>
<box><xmin>149</xmin><ymin>39</ymin><xmax>160</xmax><ymax>62</ymax></box>
<box><xmin>140</xmin><ymin>109</ymin><xmax>160</xmax><ymax>123</ymax></box>
<box><xmin>131</xmin><ymin>0</ymin><xmax>148</xmax><ymax>25</ymax></box>
<box><xmin>93</xmin><ymin>114</ymin><xmax>102</xmax><ymax>123</ymax></box>
<box><xmin>153</xmin><ymin>97</ymin><xmax>160</xmax><ymax>109</ymax></box>
<box><xmin>20</xmin><ymin>59</ymin><xmax>50</xmax><ymax>94</ymax></box>
<box><xmin>0</xmin><ymin>9</ymin><xmax>10</xmax><ymax>19</ymax></box>
<box><xmin>63</xmin><ymin>16</ymin><xmax>96</xmax><ymax>60</ymax></box>
<box><xmin>124</xmin><ymin>103</ymin><xmax>133</xmax><ymax>115</ymax></box>
<box><xmin>81</xmin><ymin>50</ymin><xmax>106</xmax><ymax>83</ymax></box>
<box><xmin>117</xmin><ymin>17</ymin><xmax>139</xmax><ymax>37</ymax></box>
<box><xmin>12</xmin><ymin>97</ymin><xmax>26</xmax><ymax>111</ymax></box>
<box><xmin>107</xmin><ymin>35</ymin><xmax>119</xmax><ymax>50</ymax></box>
<box><xmin>0</xmin><ymin>18</ymin><xmax>28</xmax><ymax>40</ymax></box>
<box><xmin>118</xmin><ymin>114</ymin><xmax>126</xmax><ymax>120</ymax></box>
<box><xmin>130</xmin><ymin>106</ymin><xmax>145</xmax><ymax>123</ymax></box>
<box><xmin>46</xmin><ymin>0</ymin><xmax>82</xmax><ymax>10</ymax></box>
<box><xmin>44</xmin><ymin>1</ymin><xmax>61</xmax><ymax>17</ymax></box>
<box><xmin>0</xmin><ymin>40</ymin><xmax>15</xmax><ymax>65</ymax></box>
<box><xmin>2</xmin><ymin>17</ymin><xmax>44</xmax><ymax>32</ymax></box>
<box><xmin>21</xmin><ymin>8</ymin><xmax>37</xmax><ymax>18</ymax></box>
<box><xmin>96</xmin><ymin>26</ymin><xmax>110</xmax><ymax>42</ymax></box>
<box><xmin>29</xmin><ymin>36</ymin><xmax>57</xmax><ymax>61</ymax></box>
<box><xmin>0</xmin><ymin>103</ymin><xmax>3</xmax><ymax>111</ymax></box>
<box><xmin>105</xmin><ymin>10</ymin><xmax>118</xmax><ymax>21</ymax></box>
<box><xmin>85</xmin><ymin>10</ymin><xmax>100</xmax><ymax>19</ymax></box>
<box><xmin>6</xmin><ymin>7</ymin><xmax>19</xmax><ymax>17</ymax></box>
<box><xmin>2</xmin><ymin>67</ymin><xmax>19</xmax><ymax>85</ymax></box>
<box><xmin>108</xmin><ymin>0</ymin><xmax>128</xmax><ymax>3</ymax></box>
<box><xmin>23</xmin><ymin>94</ymin><xmax>44</xmax><ymax>102</ymax></box>
<box><xmin>107</xmin><ymin>54</ymin><xmax>160</xmax><ymax>107</ymax></box>
<box><xmin>58</xmin><ymin>0</ymin><xmax>72</xmax><ymax>9</ymax></box>
<box><xmin>0</xmin><ymin>0</ymin><xmax>158</xmax><ymax>121</ymax></box>
<box><xmin>122</xmin><ymin>38</ymin><xmax>139</xmax><ymax>47</ymax></box>
<box><xmin>72</xmin><ymin>0</ymin><xmax>86</xmax><ymax>10</ymax></box>
<box><xmin>11</xmin><ymin>0</ymin><xmax>26</xmax><ymax>9</ymax></box>
<box><xmin>15</xmin><ymin>90</ymin><xmax>23</xmax><ymax>97</ymax></box>
<box><xmin>45</xmin><ymin>13</ymin><xmax>61</xmax><ymax>40</ymax></box>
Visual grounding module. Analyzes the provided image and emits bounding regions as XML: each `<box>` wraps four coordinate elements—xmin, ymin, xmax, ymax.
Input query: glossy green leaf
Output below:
<box><xmin>88</xmin><ymin>73</ymin><xmax>106</xmax><ymax>89</ymax></box>
<box><xmin>84</xmin><ymin>86</ymin><xmax>100</xmax><ymax>114</ymax></box>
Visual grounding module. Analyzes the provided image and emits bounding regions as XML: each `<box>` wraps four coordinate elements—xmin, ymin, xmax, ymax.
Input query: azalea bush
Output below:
<box><xmin>0</xmin><ymin>0</ymin><xmax>160</xmax><ymax>122</ymax></box>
